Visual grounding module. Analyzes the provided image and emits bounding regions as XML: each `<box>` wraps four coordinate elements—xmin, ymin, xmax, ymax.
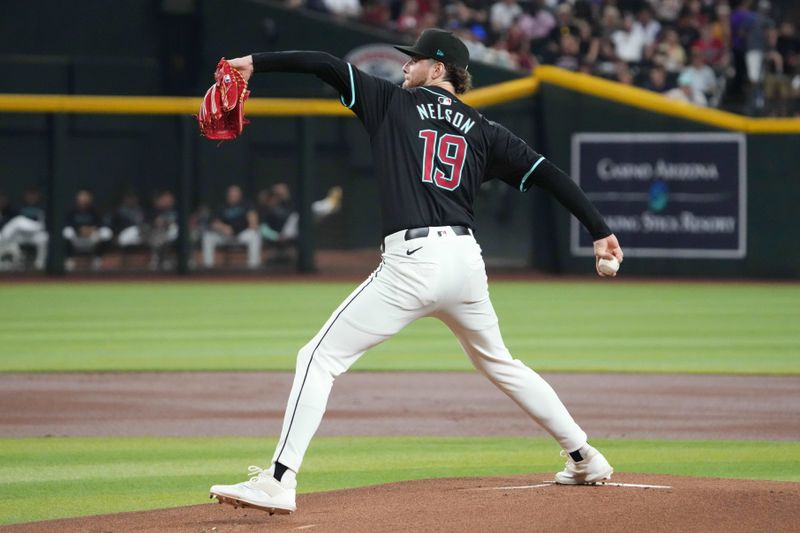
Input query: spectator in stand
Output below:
<box><xmin>598</xmin><ymin>5</ymin><xmax>622</xmax><ymax>39</ymax></box>
<box><xmin>614</xmin><ymin>60</ymin><xmax>635</xmax><ymax>84</ymax></box>
<box><xmin>553</xmin><ymin>33</ymin><xmax>582</xmax><ymax>71</ymax></box>
<box><xmin>0</xmin><ymin>187</ymin><xmax>48</xmax><ymax>270</ymax></box>
<box><xmin>710</xmin><ymin>3</ymin><xmax>733</xmax><ymax>57</ymax></box>
<box><xmin>634</xmin><ymin>6</ymin><xmax>661</xmax><ymax>47</ymax></box>
<box><xmin>730</xmin><ymin>0</ymin><xmax>755</xmax><ymax>97</ymax></box>
<box><xmin>110</xmin><ymin>190</ymin><xmax>146</xmax><ymax>250</ymax></box>
<box><xmin>322</xmin><ymin>0</ymin><xmax>362</xmax><ymax>19</ymax></box>
<box><xmin>680</xmin><ymin>47</ymin><xmax>718</xmax><ymax>105</ymax></box>
<box><xmin>147</xmin><ymin>190</ymin><xmax>179</xmax><ymax>271</ymax></box>
<box><xmin>486</xmin><ymin>37</ymin><xmax>519</xmax><ymax>69</ymax></box>
<box><xmin>676</xmin><ymin>7</ymin><xmax>702</xmax><ymax>52</ymax></box>
<box><xmin>443</xmin><ymin>0</ymin><xmax>488</xmax><ymax>39</ymax></box>
<box><xmin>666</xmin><ymin>70</ymin><xmax>694</xmax><ymax>102</ymax></box>
<box><xmin>612</xmin><ymin>12</ymin><xmax>647</xmax><ymax>64</ymax></box>
<box><xmin>418</xmin><ymin>10</ymin><xmax>442</xmax><ymax>34</ymax></box>
<box><xmin>397</xmin><ymin>0</ymin><xmax>422</xmax><ymax>33</ymax></box>
<box><xmin>642</xmin><ymin>64</ymin><xmax>676</xmax><ymax>93</ymax></box>
<box><xmin>570</xmin><ymin>0</ymin><xmax>592</xmax><ymax>23</ymax></box>
<box><xmin>655</xmin><ymin>27</ymin><xmax>688</xmax><ymax>73</ymax></box>
<box><xmin>505</xmin><ymin>20</ymin><xmax>534</xmax><ymax>70</ymax></box>
<box><xmin>743</xmin><ymin>0</ymin><xmax>774</xmax><ymax>86</ymax></box>
<box><xmin>454</xmin><ymin>27</ymin><xmax>493</xmax><ymax>63</ymax></box>
<box><xmin>286</xmin><ymin>0</ymin><xmax>793</xmax><ymax>113</ymax></box>
<box><xmin>654</xmin><ymin>0</ymin><xmax>684</xmax><ymax>25</ymax></box>
<box><xmin>63</xmin><ymin>189</ymin><xmax>113</xmax><ymax>271</ymax></box>
<box><xmin>694</xmin><ymin>23</ymin><xmax>728</xmax><ymax>70</ymax></box>
<box><xmin>362</xmin><ymin>0</ymin><xmax>392</xmax><ymax>27</ymax></box>
<box><xmin>489</xmin><ymin>0</ymin><xmax>523</xmax><ymax>38</ymax></box>
<box><xmin>776</xmin><ymin>21</ymin><xmax>800</xmax><ymax>115</ymax></box>
<box><xmin>684</xmin><ymin>0</ymin><xmax>709</xmax><ymax>29</ymax></box>
<box><xmin>595</xmin><ymin>36</ymin><xmax>621</xmax><ymax>76</ymax></box>
<box><xmin>577</xmin><ymin>18</ymin><xmax>600</xmax><ymax>66</ymax></box>
<box><xmin>546</xmin><ymin>3</ymin><xmax>579</xmax><ymax>56</ymax></box>
<box><xmin>517</xmin><ymin>0</ymin><xmax>556</xmax><ymax>57</ymax></box>
<box><xmin>202</xmin><ymin>185</ymin><xmax>261</xmax><ymax>269</ymax></box>
<box><xmin>777</xmin><ymin>21</ymin><xmax>800</xmax><ymax>73</ymax></box>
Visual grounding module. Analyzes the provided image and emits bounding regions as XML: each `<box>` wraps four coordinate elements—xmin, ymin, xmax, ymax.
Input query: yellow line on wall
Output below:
<box><xmin>463</xmin><ymin>76</ymin><xmax>539</xmax><ymax>108</ymax></box>
<box><xmin>0</xmin><ymin>77</ymin><xmax>538</xmax><ymax>116</ymax></box>
<box><xmin>0</xmin><ymin>67</ymin><xmax>797</xmax><ymax>133</ymax></box>
<box><xmin>0</xmin><ymin>94</ymin><xmax>202</xmax><ymax>115</ymax></box>
<box><xmin>0</xmin><ymin>93</ymin><xmax>352</xmax><ymax>116</ymax></box>
<box><xmin>534</xmin><ymin>65</ymin><xmax>800</xmax><ymax>133</ymax></box>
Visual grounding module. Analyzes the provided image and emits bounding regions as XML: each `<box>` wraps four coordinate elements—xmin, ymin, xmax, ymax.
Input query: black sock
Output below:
<box><xmin>273</xmin><ymin>461</ymin><xmax>289</xmax><ymax>481</ymax></box>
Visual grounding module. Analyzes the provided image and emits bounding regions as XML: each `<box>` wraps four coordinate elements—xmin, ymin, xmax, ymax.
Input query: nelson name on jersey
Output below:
<box><xmin>415</xmin><ymin>101</ymin><xmax>476</xmax><ymax>134</ymax></box>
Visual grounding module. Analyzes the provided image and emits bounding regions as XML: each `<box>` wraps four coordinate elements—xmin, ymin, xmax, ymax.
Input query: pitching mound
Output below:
<box><xmin>6</xmin><ymin>474</ymin><xmax>799</xmax><ymax>532</ymax></box>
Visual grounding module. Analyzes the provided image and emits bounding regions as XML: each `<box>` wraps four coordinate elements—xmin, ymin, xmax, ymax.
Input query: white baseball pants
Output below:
<box><xmin>1</xmin><ymin>216</ymin><xmax>48</xmax><ymax>269</ymax></box>
<box><xmin>202</xmin><ymin>228</ymin><xmax>262</xmax><ymax>268</ymax></box>
<box><xmin>271</xmin><ymin>226</ymin><xmax>588</xmax><ymax>472</ymax></box>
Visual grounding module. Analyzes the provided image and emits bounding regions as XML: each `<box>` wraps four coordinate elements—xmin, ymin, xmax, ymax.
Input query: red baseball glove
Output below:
<box><xmin>198</xmin><ymin>58</ymin><xmax>251</xmax><ymax>141</ymax></box>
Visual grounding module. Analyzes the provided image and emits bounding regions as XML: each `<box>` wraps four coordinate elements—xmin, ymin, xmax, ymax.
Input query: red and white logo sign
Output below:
<box><xmin>438</xmin><ymin>96</ymin><xmax>452</xmax><ymax>106</ymax></box>
<box><xmin>345</xmin><ymin>44</ymin><xmax>408</xmax><ymax>84</ymax></box>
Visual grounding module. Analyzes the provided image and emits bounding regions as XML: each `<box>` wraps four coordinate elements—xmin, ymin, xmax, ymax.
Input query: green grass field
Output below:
<box><xmin>1</xmin><ymin>280</ymin><xmax>798</xmax><ymax>525</ymax></box>
<box><xmin>0</xmin><ymin>281</ymin><xmax>798</xmax><ymax>373</ymax></box>
<box><xmin>1</xmin><ymin>436</ymin><xmax>798</xmax><ymax>525</ymax></box>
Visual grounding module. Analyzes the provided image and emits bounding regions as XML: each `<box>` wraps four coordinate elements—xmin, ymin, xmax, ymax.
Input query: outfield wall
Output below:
<box><xmin>532</xmin><ymin>70</ymin><xmax>800</xmax><ymax>279</ymax></box>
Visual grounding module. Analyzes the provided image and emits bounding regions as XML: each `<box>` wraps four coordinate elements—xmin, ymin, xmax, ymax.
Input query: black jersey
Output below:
<box><xmin>351</xmin><ymin>82</ymin><xmax>543</xmax><ymax>235</ymax></box>
<box><xmin>65</xmin><ymin>207</ymin><xmax>103</xmax><ymax>230</ymax></box>
<box><xmin>215</xmin><ymin>202</ymin><xmax>254</xmax><ymax>234</ymax></box>
<box><xmin>252</xmin><ymin>51</ymin><xmax>610</xmax><ymax>240</ymax></box>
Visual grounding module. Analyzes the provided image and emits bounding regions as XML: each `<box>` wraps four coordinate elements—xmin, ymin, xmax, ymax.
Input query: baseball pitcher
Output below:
<box><xmin>210</xmin><ymin>29</ymin><xmax>624</xmax><ymax>514</ymax></box>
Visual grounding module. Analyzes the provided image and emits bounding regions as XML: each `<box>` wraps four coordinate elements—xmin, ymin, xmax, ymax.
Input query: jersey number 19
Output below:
<box><xmin>418</xmin><ymin>130</ymin><xmax>467</xmax><ymax>191</ymax></box>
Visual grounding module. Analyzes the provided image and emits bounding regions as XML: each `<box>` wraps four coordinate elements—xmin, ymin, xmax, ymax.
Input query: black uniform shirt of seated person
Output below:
<box><xmin>151</xmin><ymin>206</ymin><xmax>177</xmax><ymax>226</ymax></box>
<box><xmin>66</xmin><ymin>207</ymin><xmax>103</xmax><ymax>229</ymax></box>
<box><xmin>112</xmin><ymin>205</ymin><xmax>145</xmax><ymax>233</ymax></box>
<box><xmin>19</xmin><ymin>205</ymin><xmax>44</xmax><ymax>222</ymax></box>
<box><xmin>217</xmin><ymin>202</ymin><xmax>253</xmax><ymax>234</ymax></box>
<box><xmin>260</xmin><ymin>202</ymin><xmax>293</xmax><ymax>235</ymax></box>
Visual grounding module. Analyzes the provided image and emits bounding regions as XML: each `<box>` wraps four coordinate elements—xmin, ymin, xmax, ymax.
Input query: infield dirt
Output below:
<box><xmin>4</xmin><ymin>474</ymin><xmax>799</xmax><ymax>532</ymax></box>
<box><xmin>2</xmin><ymin>372</ymin><xmax>798</xmax><ymax>440</ymax></box>
<box><xmin>3</xmin><ymin>372</ymin><xmax>799</xmax><ymax>531</ymax></box>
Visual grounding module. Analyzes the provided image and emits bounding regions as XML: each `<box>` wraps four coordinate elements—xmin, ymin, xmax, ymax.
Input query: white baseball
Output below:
<box><xmin>598</xmin><ymin>257</ymin><xmax>620</xmax><ymax>276</ymax></box>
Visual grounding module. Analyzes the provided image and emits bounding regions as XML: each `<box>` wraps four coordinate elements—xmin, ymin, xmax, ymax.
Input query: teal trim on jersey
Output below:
<box><xmin>519</xmin><ymin>156</ymin><xmax>545</xmax><ymax>192</ymax></box>
<box><xmin>340</xmin><ymin>62</ymin><xmax>356</xmax><ymax>109</ymax></box>
<box><xmin>419</xmin><ymin>87</ymin><xmax>459</xmax><ymax>101</ymax></box>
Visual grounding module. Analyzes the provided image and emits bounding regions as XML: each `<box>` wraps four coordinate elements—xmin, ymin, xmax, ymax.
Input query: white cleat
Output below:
<box><xmin>210</xmin><ymin>465</ymin><xmax>297</xmax><ymax>514</ymax></box>
<box><xmin>554</xmin><ymin>444</ymin><xmax>614</xmax><ymax>485</ymax></box>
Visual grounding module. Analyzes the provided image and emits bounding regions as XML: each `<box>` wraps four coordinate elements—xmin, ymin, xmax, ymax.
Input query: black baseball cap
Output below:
<box><xmin>394</xmin><ymin>29</ymin><xmax>470</xmax><ymax>70</ymax></box>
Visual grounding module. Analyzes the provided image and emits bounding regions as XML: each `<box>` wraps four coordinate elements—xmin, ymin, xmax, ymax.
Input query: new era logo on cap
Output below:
<box><xmin>393</xmin><ymin>29</ymin><xmax>470</xmax><ymax>69</ymax></box>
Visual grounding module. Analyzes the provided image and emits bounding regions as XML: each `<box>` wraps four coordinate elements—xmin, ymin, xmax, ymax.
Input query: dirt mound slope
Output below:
<box><xmin>5</xmin><ymin>474</ymin><xmax>798</xmax><ymax>532</ymax></box>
